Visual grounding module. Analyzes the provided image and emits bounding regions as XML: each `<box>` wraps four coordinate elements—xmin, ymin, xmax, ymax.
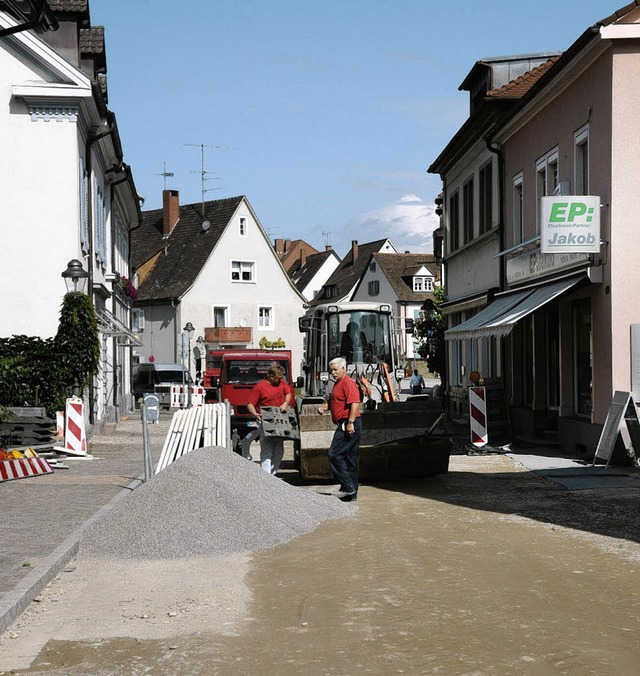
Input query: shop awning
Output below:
<box><xmin>445</xmin><ymin>274</ymin><xmax>585</xmax><ymax>341</ymax></box>
<box><xmin>95</xmin><ymin>308</ymin><xmax>143</xmax><ymax>347</ymax></box>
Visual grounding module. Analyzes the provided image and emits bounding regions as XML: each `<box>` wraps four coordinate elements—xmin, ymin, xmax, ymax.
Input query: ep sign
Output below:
<box><xmin>540</xmin><ymin>196</ymin><xmax>600</xmax><ymax>254</ymax></box>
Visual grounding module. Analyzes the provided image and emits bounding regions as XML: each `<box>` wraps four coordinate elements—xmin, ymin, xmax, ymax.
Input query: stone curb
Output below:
<box><xmin>0</xmin><ymin>473</ymin><xmax>144</xmax><ymax>637</ymax></box>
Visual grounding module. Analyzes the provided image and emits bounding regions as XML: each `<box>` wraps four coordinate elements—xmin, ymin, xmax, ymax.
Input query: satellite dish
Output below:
<box><xmin>202</xmin><ymin>220</ymin><xmax>211</xmax><ymax>232</ymax></box>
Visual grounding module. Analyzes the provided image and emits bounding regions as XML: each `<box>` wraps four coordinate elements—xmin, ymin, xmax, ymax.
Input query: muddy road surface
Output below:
<box><xmin>2</xmin><ymin>454</ymin><xmax>640</xmax><ymax>675</ymax></box>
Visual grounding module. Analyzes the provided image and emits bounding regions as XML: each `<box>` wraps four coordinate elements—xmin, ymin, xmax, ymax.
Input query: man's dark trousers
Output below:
<box><xmin>328</xmin><ymin>417</ymin><xmax>361</xmax><ymax>494</ymax></box>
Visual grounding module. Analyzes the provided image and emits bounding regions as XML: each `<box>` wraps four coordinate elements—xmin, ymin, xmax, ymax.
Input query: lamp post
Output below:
<box><xmin>61</xmin><ymin>259</ymin><xmax>89</xmax><ymax>294</ymax></box>
<box><xmin>183</xmin><ymin>322</ymin><xmax>195</xmax><ymax>407</ymax></box>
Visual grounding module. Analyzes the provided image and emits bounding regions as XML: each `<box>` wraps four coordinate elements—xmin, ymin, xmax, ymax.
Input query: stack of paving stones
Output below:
<box><xmin>0</xmin><ymin>408</ymin><xmax>55</xmax><ymax>448</ymax></box>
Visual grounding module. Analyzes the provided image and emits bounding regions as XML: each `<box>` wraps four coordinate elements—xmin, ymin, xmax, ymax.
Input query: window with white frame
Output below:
<box><xmin>368</xmin><ymin>280</ymin><xmax>379</xmax><ymax>296</ymax></box>
<box><xmin>239</xmin><ymin>217</ymin><xmax>247</xmax><ymax>236</ymax></box>
<box><xmin>513</xmin><ymin>173</ymin><xmax>524</xmax><ymax>244</ymax></box>
<box><xmin>536</xmin><ymin>148</ymin><xmax>559</xmax><ymax>232</ymax></box>
<box><xmin>212</xmin><ymin>306</ymin><xmax>228</xmax><ymax>327</ymax></box>
<box><xmin>574</xmin><ymin>126</ymin><xmax>589</xmax><ymax>195</ymax></box>
<box><xmin>231</xmin><ymin>260</ymin><xmax>255</xmax><ymax>282</ymax></box>
<box><xmin>258</xmin><ymin>305</ymin><xmax>273</xmax><ymax>329</ymax></box>
<box><xmin>413</xmin><ymin>276</ymin><xmax>434</xmax><ymax>292</ymax></box>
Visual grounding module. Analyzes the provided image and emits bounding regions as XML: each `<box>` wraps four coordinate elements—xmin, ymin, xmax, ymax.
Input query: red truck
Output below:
<box><xmin>203</xmin><ymin>349</ymin><xmax>294</xmax><ymax>450</ymax></box>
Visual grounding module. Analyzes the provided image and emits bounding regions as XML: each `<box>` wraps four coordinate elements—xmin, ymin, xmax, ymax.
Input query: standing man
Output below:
<box><xmin>317</xmin><ymin>357</ymin><xmax>361</xmax><ymax>501</ymax></box>
<box><xmin>247</xmin><ymin>365</ymin><xmax>291</xmax><ymax>475</ymax></box>
<box><xmin>409</xmin><ymin>368</ymin><xmax>425</xmax><ymax>395</ymax></box>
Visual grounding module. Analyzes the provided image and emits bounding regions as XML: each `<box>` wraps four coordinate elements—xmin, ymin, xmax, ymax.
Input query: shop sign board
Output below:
<box><xmin>506</xmin><ymin>249</ymin><xmax>590</xmax><ymax>285</ymax></box>
<box><xmin>540</xmin><ymin>196</ymin><xmax>600</xmax><ymax>254</ymax></box>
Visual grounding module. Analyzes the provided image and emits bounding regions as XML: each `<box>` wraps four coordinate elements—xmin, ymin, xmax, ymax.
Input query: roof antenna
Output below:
<box><xmin>184</xmin><ymin>143</ymin><xmax>230</xmax><ymax>225</ymax></box>
<box><xmin>156</xmin><ymin>161</ymin><xmax>174</xmax><ymax>190</ymax></box>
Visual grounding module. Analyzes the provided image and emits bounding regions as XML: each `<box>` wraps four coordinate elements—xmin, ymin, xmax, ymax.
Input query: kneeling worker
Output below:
<box><xmin>247</xmin><ymin>365</ymin><xmax>292</xmax><ymax>475</ymax></box>
<box><xmin>317</xmin><ymin>356</ymin><xmax>361</xmax><ymax>501</ymax></box>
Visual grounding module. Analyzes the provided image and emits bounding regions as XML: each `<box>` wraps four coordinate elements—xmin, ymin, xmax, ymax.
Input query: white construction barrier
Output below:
<box><xmin>155</xmin><ymin>403</ymin><xmax>231</xmax><ymax>474</ymax></box>
<box><xmin>64</xmin><ymin>396</ymin><xmax>87</xmax><ymax>456</ymax></box>
<box><xmin>170</xmin><ymin>385</ymin><xmax>206</xmax><ymax>408</ymax></box>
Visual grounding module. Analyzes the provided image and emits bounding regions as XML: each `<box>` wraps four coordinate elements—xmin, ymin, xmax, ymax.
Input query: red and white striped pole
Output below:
<box><xmin>469</xmin><ymin>386</ymin><xmax>488</xmax><ymax>447</ymax></box>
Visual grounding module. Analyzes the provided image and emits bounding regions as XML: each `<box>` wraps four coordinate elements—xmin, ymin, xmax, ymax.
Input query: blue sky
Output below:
<box><xmin>90</xmin><ymin>0</ymin><xmax>623</xmax><ymax>258</ymax></box>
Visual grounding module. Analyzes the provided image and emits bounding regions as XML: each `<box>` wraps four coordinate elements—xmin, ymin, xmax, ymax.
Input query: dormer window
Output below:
<box><xmin>413</xmin><ymin>276</ymin><xmax>433</xmax><ymax>292</ymax></box>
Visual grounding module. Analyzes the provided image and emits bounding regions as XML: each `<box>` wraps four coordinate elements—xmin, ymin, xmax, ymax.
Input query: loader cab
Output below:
<box><xmin>299</xmin><ymin>302</ymin><xmax>402</xmax><ymax>398</ymax></box>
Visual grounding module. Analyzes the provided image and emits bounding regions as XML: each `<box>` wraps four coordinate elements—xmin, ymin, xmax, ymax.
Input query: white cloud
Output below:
<box><xmin>344</xmin><ymin>194</ymin><xmax>439</xmax><ymax>254</ymax></box>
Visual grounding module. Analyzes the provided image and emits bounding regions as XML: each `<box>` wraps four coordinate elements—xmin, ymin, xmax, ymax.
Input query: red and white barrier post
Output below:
<box><xmin>64</xmin><ymin>396</ymin><xmax>87</xmax><ymax>456</ymax></box>
<box><xmin>469</xmin><ymin>386</ymin><xmax>488</xmax><ymax>447</ymax></box>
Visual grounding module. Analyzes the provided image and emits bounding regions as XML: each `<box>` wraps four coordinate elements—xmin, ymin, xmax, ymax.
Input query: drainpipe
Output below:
<box><xmin>485</xmin><ymin>136</ymin><xmax>508</xmax><ymax>392</ymax></box>
<box><xmin>85</xmin><ymin>123</ymin><xmax>115</xmax><ymax>424</ymax></box>
<box><xmin>485</xmin><ymin>137</ymin><xmax>505</xmax><ymax>292</ymax></box>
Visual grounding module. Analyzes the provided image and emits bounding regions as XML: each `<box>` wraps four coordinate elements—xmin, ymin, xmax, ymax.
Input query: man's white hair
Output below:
<box><xmin>329</xmin><ymin>356</ymin><xmax>346</xmax><ymax>370</ymax></box>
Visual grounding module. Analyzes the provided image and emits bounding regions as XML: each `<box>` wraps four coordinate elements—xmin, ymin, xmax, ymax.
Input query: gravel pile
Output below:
<box><xmin>80</xmin><ymin>447</ymin><xmax>356</xmax><ymax>560</ymax></box>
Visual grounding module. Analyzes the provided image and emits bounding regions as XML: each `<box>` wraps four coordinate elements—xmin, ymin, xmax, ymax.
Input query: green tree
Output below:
<box><xmin>414</xmin><ymin>285</ymin><xmax>446</xmax><ymax>389</ymax></box>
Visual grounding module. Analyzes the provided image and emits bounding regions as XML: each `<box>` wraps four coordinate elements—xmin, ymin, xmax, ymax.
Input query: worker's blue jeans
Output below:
<box><xmin>328</xmin><ymin>418</ymin><xmax>361</xmax><ymax>493</ymax></box>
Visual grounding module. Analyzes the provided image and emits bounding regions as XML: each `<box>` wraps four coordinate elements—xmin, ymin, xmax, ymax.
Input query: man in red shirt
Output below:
<box><xmin>317</xmin><ymin>357</ymin><xmax>361</xmax><ymax>501</ymax></box>
<box><xmin>247</xmin><ymin>365</ymin><xmax>292</xmax><ymax>475</ymax></box>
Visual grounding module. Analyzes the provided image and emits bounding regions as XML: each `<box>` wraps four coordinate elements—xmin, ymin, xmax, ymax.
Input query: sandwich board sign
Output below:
<box><xmin>593</xmin><ymin>391</ymin><xmax>640</xmax><ymax>467</ymax></box>
<box><xmin>540</xmin><ymin>196</ymin><xmax>600</xmax><ymax>254</ymax></box>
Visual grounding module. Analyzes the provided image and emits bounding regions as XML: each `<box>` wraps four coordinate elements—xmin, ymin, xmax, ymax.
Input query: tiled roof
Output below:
<box><xmin>371</xmin><ymin>253</ymin><xmax>439</xmax><ymax>302</ymax></box>
<box><xmin>79</xmin><ymin>25</ymin><xmax>103</xmax><ymax>53</ymax></box>
<box><xmin>131</xmin><ymin>196</ymin><xmax>245</xmax><ymax>302</ymax></box>
<box><xmin>47</xmin><ymin>0</ymin><xmax>88</xmax><ymax>13</ymax></box>
<box><xmin>309</xmin><ymin>238</ymin><xmax>392</xmax><ymax>305</ymax></box>
<box><xmin>487</xmin><ymin>57</ymin><xmax>561</xmax><ymax>99</ymax></box>
<box><xmin>292</xmin><ymin>249</ymin><xmax>337</xmax><ymax>293</ymax></box>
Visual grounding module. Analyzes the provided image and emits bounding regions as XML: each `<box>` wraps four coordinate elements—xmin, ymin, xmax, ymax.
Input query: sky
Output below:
<box><xmin>90</xmin><ymin>0</ymin><xmax>624</xmax><ymax>259</ymax></box>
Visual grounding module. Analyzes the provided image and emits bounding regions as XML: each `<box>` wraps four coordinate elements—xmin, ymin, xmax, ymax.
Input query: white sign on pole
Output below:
<box><xmin>540</xmin><ymin>196</ymin><xmax>600</xmax><ymax>254</ymax></box>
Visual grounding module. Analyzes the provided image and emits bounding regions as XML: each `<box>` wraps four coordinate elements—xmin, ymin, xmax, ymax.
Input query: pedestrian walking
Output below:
<box><xmin>247</xmin><ymin>365</ymin><xmax>292</xmax><ymax>475</ymax></box>
<box><xmin>317</xmin><ymin>356</ymin><xmax>361</xmax><ymax>501</ymax></box>
<box><xmin>409</xmin><ymin>368</ymin><xmax>425</xmax><ymax>395</ymax></box>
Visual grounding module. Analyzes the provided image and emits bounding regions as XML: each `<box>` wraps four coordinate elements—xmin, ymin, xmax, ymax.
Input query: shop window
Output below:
<box><xmin>546</xmin><ymin>304</ymin><xmax>560</xmax><ymax>409</ymax></box>
<box><xmin>574</xmin><ymin>300</ymin><xmax>592</xmax><ymax>417</ymax></box>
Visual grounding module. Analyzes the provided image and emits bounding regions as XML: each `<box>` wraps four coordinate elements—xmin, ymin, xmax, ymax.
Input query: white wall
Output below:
<box><xmin>180</xmin><ymin>200</ymin><xmax>306</xmax><ymax>378</ymax></box>
<box><xmin>0</xmin><ymin>40</ymin><xmax>86</xmax><ymax>337</ymax></box>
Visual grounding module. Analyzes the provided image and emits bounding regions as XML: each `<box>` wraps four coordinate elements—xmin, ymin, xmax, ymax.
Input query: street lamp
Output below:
<box><xmin>61</xmin><ymin>259</ymin><xmax>89</xmax><ymax>293</ymax></box>
<box><xmin>183</xmin><ymin>322</ymin><xmax>195</xmax><ymax>407</ymax></box>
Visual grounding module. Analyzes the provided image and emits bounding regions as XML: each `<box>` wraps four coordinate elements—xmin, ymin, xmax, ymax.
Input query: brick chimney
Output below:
<box><xmin>274</xmin><ymin>238</ymin><xmax>284</xmax><ymax>254</ymax></box>
<box><xmin>351</xmin><ymin>240</ymin><xmax>358</xmax><ymax>262</ymax></box>
<box><xmin>162</xmin><ymin>189</ymin><xmax>180</xmax><ymax>236</ymax></box>
<box><xmin>325</xmin><ymin>245</ymin><xmax>332</xmax><ymax>251</ymax></box>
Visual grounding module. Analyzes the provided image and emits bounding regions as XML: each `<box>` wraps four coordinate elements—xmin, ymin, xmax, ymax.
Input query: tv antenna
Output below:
<box><xmin>156</xmin><ymin>161</ymin><xmax>174</xmax><ymax>190</ymax></box>
<box><xmin>322</xmin><ymin>230</ymin><xmax>334</xmax><ymax>247</ymax></box>
<box><xmin>184</xmin><ymin>143</ymin><xmax>230</xmax><ymax>218</ymax></box>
